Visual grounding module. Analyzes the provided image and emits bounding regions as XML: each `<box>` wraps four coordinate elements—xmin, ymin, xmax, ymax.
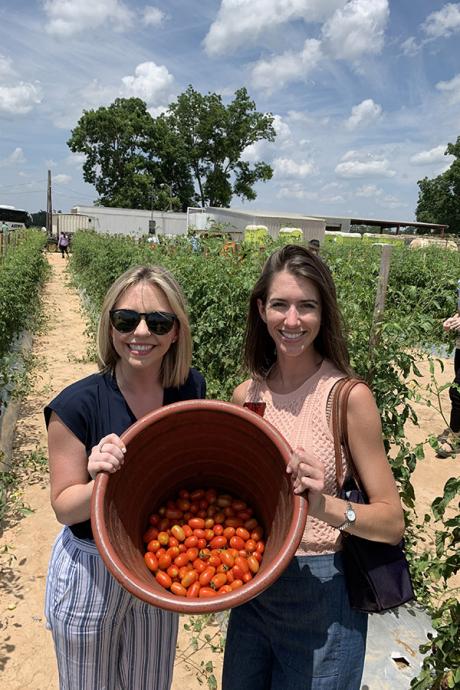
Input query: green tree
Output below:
<box><xmin>68</xmin><ymin>87</ymin><xmax>275</xmax><ymax>211</ymax></box>
<box><xmin>416</xmin><ymin>136</ymin><xmax>460</xmax><ymax>234</ymax></box>
<box><xmin>67</xmin><ymin>98</ymin><xmax>177</xmax><ymax>209</ymax></box>
<box><xmin>162</xmin><ymin>85</ymin><xmax>275</xmax><ymax>207</ymax></box>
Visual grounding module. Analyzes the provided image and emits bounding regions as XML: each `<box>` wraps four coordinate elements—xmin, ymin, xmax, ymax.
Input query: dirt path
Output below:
<box><xmin>0</xmin><ymin>252</ymin><xmax>458</xmax><ymax>689</ymax></box>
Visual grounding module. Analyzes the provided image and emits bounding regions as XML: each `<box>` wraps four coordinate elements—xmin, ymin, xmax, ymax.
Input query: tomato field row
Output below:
<box><xmin>0</xmin><ymin>230</ymin><xmax>48</xmax><ymax>413</ymax></box>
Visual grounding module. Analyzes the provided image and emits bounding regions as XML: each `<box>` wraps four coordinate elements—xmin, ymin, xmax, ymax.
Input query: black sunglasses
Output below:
<box><xmin>110</xmin><ymin>309</ymin><xmax>177</xmax><ymax>335</ymax></box>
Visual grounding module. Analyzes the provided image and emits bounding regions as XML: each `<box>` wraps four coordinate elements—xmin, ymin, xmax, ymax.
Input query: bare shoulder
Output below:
<box><xmin>347</xmin><ymin>380</ymin><xmax>380</xmax><ymax>421</ymax></box>
<box><xmin>231</xmin><ymin>379</ymin><xmax>252</xmax><ymax>406</ymax></box>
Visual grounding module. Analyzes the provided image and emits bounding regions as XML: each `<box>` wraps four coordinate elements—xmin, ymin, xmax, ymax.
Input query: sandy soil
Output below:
<box><xmin>0</xmin><ymin>252</ymin><xmax>458</xmax><ymax>689</ymax></box>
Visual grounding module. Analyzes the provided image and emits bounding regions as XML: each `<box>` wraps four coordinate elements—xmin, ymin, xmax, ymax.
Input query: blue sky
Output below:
<box><xmin>1</xmin><ymin>0</ymin><xmax>459</xmax><ymax>221</ymax></box>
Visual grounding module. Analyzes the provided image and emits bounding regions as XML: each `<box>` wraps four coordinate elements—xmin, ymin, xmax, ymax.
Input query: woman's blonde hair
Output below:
<box><xmin>97</xmin><ymin>265</ymin><xmax>192</xmax><ymax>388</ymax></box>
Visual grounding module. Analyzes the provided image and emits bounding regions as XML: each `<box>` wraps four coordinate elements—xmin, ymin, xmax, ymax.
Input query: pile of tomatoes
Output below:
<box><xmin>143</xmin><ymin>487</ymin><xmax>265</xmax><ymax>598</ymax></box>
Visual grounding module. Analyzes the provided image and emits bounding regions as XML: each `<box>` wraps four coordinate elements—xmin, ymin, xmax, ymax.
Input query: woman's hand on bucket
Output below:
<box><xmin>88</xmin><ymin>434</ymin><xmax>127</xmax><ymax>479</ymax></box>
<box><xmin>287</xmin><ymin>447</ymin><xmax>325</xmax><ymax>498</ymax></box>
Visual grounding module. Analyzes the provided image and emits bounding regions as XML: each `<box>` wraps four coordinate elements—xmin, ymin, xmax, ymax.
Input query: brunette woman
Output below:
<box><xmin>222</xmin><ymin>244</ymin><xmax>404</xmax><ymax>690</ymax></box>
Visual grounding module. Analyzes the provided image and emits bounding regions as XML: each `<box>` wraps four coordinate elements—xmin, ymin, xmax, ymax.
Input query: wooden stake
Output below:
<box><xmin>368</xmin><ymin>243</ymin><xmax>393</xmax><ymax>381</ymax></box>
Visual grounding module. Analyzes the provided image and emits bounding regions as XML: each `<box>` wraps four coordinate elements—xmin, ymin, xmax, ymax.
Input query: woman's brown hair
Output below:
<box><xmin>244</xmin><ymin>244</ymin><xmax>352</xmax><ymax>379</ymax></box>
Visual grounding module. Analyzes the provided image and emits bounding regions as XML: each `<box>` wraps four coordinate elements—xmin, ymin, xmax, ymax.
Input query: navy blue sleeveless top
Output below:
<box><xmin>44</xmin><ymin>368</ymin><xmax>206</xmax><ymax>538</ymax></box>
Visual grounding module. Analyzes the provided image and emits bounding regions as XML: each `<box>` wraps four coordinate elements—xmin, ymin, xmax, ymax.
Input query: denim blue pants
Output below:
<box><xmin>222</xmin><ymin>552</ymin><xmax>368</xmax><ymax>690</ymax></box>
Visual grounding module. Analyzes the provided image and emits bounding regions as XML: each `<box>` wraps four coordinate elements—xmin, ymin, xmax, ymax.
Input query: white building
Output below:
<box><xmin>69</xmin><ymin>205</ymin><xmax>187</xmax><ymax>237</ymax></box>
<box><xmin>57</xmin><ymin>204</ymin><xmax>326</xmax><ymax>243</ymax></box>
<box><xmin>188</xmin><ymin>207</ymin><xmax>325</xmax><ymax>243</ymax></box>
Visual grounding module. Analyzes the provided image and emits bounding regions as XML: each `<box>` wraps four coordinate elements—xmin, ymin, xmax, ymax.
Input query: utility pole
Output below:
<box><xmin>46</xmin><ymin>170</ymin><xmax>52</xmax><ymax>237</ymax></box>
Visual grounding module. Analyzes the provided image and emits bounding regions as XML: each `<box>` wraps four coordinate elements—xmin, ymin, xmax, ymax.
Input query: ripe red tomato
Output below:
<box><xmin>187</xmin><ymin>581</ymin><xmax>201</xmax><ymax>598</ymax></box>
<box><xmin>247</xmin><ymin>555</ymin><xmax>260</xmax><ymax>573</ymax></box>
<box><xmin>155</xmin><ymin>571</ymin><xmax>172</xmax><ymax>589</ymax></box>
<box><xmin>170</xmin><ymin>525</ymin><xmax>186</xmax><ymax>542</ymax></box>
<box><xmin>229</xmin><ymin>536</ymin><xmax>246</xmax><ymax>551</ymax></box>
<box><xmin>236</xmin><ymin>527</ymin><xmax>250</xmax><ymax>541</ymax></box>
<box><xmin>199</xmin><ymin>566</ymin><xmax>216</xmax><ymax>586</ymax></box>
<box><xmin>220</xmin><ymin>551</ymin><xmax>235</xmax><ymax>568</ymax></box>
<box><xmin>188</xmin><ymin>517</ymin><xmax>205</xmax><ymax>530</ymax></box>
<box><xmin>174</xmin><ymin>552</ymin><xmax>189</xmax><ymax>568</ymax></box>
<box><xmin>144</xmin><ymin>552</ymin><xmax>158</xmax><ymax>572</ymax></box>
<box><xmin>181</xmin><ymin>570</ymin><xmax>198</xmax><ymax>589</ymax></box>
<box><xmin>158</xmin><ymin>554</ymin><xmax>172</xmax><ymax>571</ymax></box>
<box><xmin>211</xmin><ymin>573</ymin><xmax>227</xmax><ymax>590</ymax></box>
<box><xmin>171</xmin><ymin>582</ymin><xmax>187</xmax><ymax>597</ymax></box>
<box><xmin>146</xmin><ymin>539</ymin><xmax>160</xmax><ymax>553</ymax></box>
<box><xmin>209</xmin><ymin>536</ymin><xmax>227</xmax><ymax>549</ymax></box>
<box><xmin>157</xmin><ymin>531</ymin><xmax>169</xmax><ymax>546</ymax></box>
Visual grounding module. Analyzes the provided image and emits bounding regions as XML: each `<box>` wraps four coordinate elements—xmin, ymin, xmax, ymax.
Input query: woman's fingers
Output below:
<box><xmin>97</xmin><ymin>433</ymin><xmax>126</xmax><ymax>455</ymax></box>
<box><xmin>88</xmin><ymin>434</ymin><xmax>127</xmax><ymax>479</ymax></box>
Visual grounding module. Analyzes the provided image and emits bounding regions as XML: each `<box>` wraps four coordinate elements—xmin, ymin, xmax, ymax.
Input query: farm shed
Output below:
<box><xmin>70</xmin><ymin>205</ymin><xmax>187</xmax><ymax>238</ymax></box>
<box><xmin>52</xmin><ymin>212</ymin><xmax>92</xmax><ymax>236</ymax></box>
<box><xmin>309</xmin><ymin>214</ymin><xmax>449</xmax><ymax>236</ymax></box>
<box><xmin>188</xmin><ymin>207</ymin><xmax>325</xmax><ymax>243</ymax></box>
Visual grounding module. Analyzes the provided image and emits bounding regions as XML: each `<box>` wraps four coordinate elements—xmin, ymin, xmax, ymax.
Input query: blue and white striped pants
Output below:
<box><xmin>45</xmin><ymin>527</ymin><xmax>178</xmax><ymax>690</ymax></box>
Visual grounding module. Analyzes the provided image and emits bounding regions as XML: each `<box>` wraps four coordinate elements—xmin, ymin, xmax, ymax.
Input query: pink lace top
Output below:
<box><xmin>245</xmin><ymin>359</ymin><xmax>348</xmax><ymax>556</ymax></box>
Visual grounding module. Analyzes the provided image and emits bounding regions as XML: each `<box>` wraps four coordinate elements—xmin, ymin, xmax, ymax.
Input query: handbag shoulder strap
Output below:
<box><xmin>332</xmin><ymin>377</ymin><xmax>365</xmax><ymax>490</ymax></box>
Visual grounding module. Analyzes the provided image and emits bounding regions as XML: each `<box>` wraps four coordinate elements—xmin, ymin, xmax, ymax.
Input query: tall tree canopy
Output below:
<box><xmin>416</xmin><ymin>136</ymin><xmax>460</xmax><ymax>234</ymax></box>
<box><xmin>67</xmin><ymin>87</ymin><xmax>275</xmax><ymax>211</ymax></box>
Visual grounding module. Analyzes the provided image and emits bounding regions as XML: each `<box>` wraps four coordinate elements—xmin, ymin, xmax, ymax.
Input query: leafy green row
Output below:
<box><xmin>0</xmin><ymin>230</ymin><xmax>49</xmax><ymax>411</ymax></box>
<box><xmin>0</xmin><ymin>230</ymin><xmax>49</xmax><ymax>358</ymax></box>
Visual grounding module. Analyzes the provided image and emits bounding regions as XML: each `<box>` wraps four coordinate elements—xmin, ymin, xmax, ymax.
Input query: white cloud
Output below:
<box><xmin>436</xmin><ymin>73</ymin><xmax>460</xmax><ymax>104</ymax></box>
<box><xmin>381</xmin><ymin>194</ymin><xmax>405</xmax><ymax>208</ymax></box>
<box><xmin>52</xmin><ymin>63</ymin><xmax>174</xmax><ymax>130</ymax></box>
<box><xmin>322</xmin><ymin>0</ymin><xmax>389</xmax><ymax>62</ymax></box>
<box><xmin>355</xmin><ymin>184</ymin><xmax>383</xmax><ymax>197</ymax></box>
<box><xmin>121</xmin><ymin>62</ymin><xmax>174</xmax><ymax>104</ymax></box>
<box><xmin>44</xmin><ymin>0</ymin><xmax>135</xmax><ymax>36</ymax></box>
<box><xmin>277</xmin><ymin>184</ymin><xmax>319</xmax><ymax>200</ymax></box>
<box><xmin>0</xmin><ymin>82</ymin><xmax>42</xmax><ymax>114</ymax></box>
<box><xmin>335</xmin><ymin>151</ymin><xmax>396</xmax><ymax>178</ymax></box>
<box><xmin>401</xmin><ymin>36</ymin><xmax>420</xmax><ymax>57</ymax></box>
<box><xmin>345</xmin><ymin>98</ymin><xmax>382</xmax><ymax>130</ymax></box>
<box><xmin>143</xmin><ymin>6</ymin><xmax>166</xmax><ymax>27</ymax></box>
<box><xmin>0</xmin><ymin>54</ymin><xmax>14</xmax><ymax>79</ymax></box>
<box><xmin>203</xmin><ymin>0</ymin><xmax>345</xmax><ymax>56</ymax></box>
<box><xmin>251</xmin><ymin>39</ymin><xmax>322</xmax><ymax>92</ymax></box>
<box><xmin>66</xmin><ymin>152</ymin><xmax>86</xmax><ymax>166</ymax></box>
<box><xmin>241</xmin><ymin>117</ymin><xmax>290</xmax><ymax>163</ymax></box>
<box><xmin>272</xmin><ymin>114</ymin><xmax>292</xmax><ymax>145</ymax></box>
<box><xmin>53</xmin><ymin>173</ymin><xmax>72</xmax><ymax>184</ymax></box>
<box><xmin>0</xmin><ymin>147</ymin><xmax>26</xmax><ymax>167</ymax></box>
<box><xmin>409</xmin><ymin>145</ymin><xmax>452</xmax><ymax>165</ymax></box>
<box><xmin>273</xmin><ymin>157</ymin><xmax>315</xmax><ymax>178</ymax></box>
<box><xmin>422</xmin><ymin>3</ymin><xmax>460</xmax><ymax>39</ymax></box>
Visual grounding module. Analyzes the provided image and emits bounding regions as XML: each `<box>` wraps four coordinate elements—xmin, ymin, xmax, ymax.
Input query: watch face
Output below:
<box><xmin>346</xmin><ymin>507</ymin><xmax>356</xmax><ymax>521</ymax></box>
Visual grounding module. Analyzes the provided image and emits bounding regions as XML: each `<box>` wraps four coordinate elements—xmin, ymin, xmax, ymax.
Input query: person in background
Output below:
<box><xmin>307</xmin><ymin>238</ymin><xmax>320</xmax><ymax>255</ymax></box>
<box><xmin>436</xmin><ymin>312</ymin><xmax>460</xmax><ymax>457</ymax></box>
<box><xmin>222</xmin><ymin>244</ymin><xmax>404</xmax><ymax>690</ymax></box>
<box><xmin>58</xmin><ymin>232</ymin><xmax>70</xmax><ymax>258</ymax></box>
<box><xmin>44</xmin><ymin>264</ymin><xmax>206</xmax><ymax>690</ymax></box>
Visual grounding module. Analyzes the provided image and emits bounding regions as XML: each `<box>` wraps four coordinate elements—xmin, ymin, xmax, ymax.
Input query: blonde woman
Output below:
<box><xmin>44</xmin><ymin>265</ymin><xmax>205</xmax><ymax>690</ymax></box>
